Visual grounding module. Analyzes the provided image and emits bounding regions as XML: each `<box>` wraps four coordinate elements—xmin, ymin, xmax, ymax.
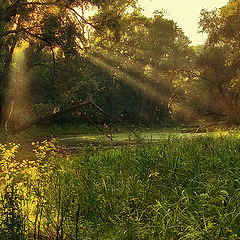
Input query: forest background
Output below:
<box><xmin>1</xmin><ymin>0</ymin><xmax>240</xmax><ymax>132</ymax></box>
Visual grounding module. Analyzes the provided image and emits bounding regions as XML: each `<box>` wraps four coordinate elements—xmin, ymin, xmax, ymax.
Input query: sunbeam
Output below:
<box><xmin>3</xmin><ymin>48</ymin><xmax>34</xmax><ymax>132</ymax></box>
<box><xmin>89</xmin><ymin>49</ymin><xmax>199</xmax><ymax>120</ymax></box>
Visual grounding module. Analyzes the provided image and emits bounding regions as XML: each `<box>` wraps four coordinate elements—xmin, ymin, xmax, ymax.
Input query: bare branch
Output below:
<box><xmin>13</xmin><ymin>100</ymin><xmax>137</xmax><ymax>139</ymax></box>
<box><xmin>65</xmin><ymin>6</ymin><xmax>96</xmax><ymax>29</ymax></box>
<box><xmin>0</xmin><ymin>25</ymin><xmax>42</xmax><ymax>38</ymax></box>
<box><xmin>81</xmin><ymin>110</ymin><xmax>113</xmax><ymax>141</ymax></box>
<box><xmin>89</xmin><ymin>101</ymin><xmax>137</xmax><ymax>138</ymax></box>
<box><xmin>13</xmin><ymin>101</ymin><xmax>90</xmax><ymax>133</ymax></box>
<box><xmin>0</xmin><ymin>0</ymin><xmax>20</xmax><ymax>22</ymax></box>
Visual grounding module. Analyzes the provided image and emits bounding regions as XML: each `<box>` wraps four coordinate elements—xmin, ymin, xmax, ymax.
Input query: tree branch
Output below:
<box><xmin>178</xmin><ymin>68</ymin><xmax>213</xmax><ymax>83</ymax></box>
<box><xmin>89</xmin><ymin>101</ymin><xmax>137</xmax><ymax>138</ymax></box>
<box><xmin>65</xmin><ymin>6</ymin><xmax>97</xmax><ymax>29</ymax></box>
<box><xmin>81</xmin><ymin>110</ymin><xmax>113</xmax><ymax>141</ymax></box>
<box><xmin>0</xmin><ymin>25</ymin><xmax>43</xmax><ymax>38</ymax></box>
<box><xmin>13</xmin><ymin>101</ymin><xmax>137</xmax><ymax>139</ymax></box>
<box><xmin>21</xmin><ymin>1</ymin><xmax>97</xmax><ymax>28</ymax></box>
<box><xmin>13</xmin><ymin>101</ymin><xmax>90</xmax><ymax>133</ymax></box>
<box><xmin>0</xmin><ymin>0</ymin><xmax>20</xmax><ymax>22</ymax></box>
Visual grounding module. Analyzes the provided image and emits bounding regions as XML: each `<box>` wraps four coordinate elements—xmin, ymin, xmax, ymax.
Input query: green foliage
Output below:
<box><xmin>2</xmin><ymin>0</ymin><xmax>240</xmax><ymax>129</ymax></box>
<box><xmin>1</xmin><ymin>132</ymin><xmax>240</xmax><ymax>238</ymax></box>
<box><xmin>187</xmin><ymin>46</ymin><xmax>239</xmax><ymax>118</ymax></box>
<box><xmin>196</xmin><ymin>0</ymin><xmax>240</xmax><ymax>122</ymax></box>
<box><xmin>1</xmin><ymin>181</ymin><xmax>25</xmax><ymax>240</ymax></box>
<box><xmin>90</xmin><ymin>8</ymin><xmax>191</xmax><ymax>125</ymax></box>
<box><xmin>0</xmin><ymin>143</ymin><xmax>25</xmax><ymax>239</ymax></box>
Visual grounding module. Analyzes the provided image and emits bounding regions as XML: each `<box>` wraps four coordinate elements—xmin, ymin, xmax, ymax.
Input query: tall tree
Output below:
<box><xmin>0</xmin><ymin>0</ymin><xmax>122</xmax><ymax>130</ymax></box>
<box><xmin>198</xmin><ymin>0</ymin><xmax>240</xmax><ymax>123</ymax></box>
<box><xmin>90</xmin><ymin>9</ymin><xmax>191</xmax><ymax>124</ymax></box>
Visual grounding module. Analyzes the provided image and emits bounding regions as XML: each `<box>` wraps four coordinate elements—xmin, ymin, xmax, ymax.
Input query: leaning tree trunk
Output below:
<box><xmin>12</xmin><ymin>101</ymin><xmax>137</xmax><ymax>138</ymax></box>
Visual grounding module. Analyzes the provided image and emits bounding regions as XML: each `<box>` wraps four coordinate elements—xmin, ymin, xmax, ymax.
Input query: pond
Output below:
<box><xmin>57</xmin><ymin>130</ymin><xmax>206</xmax><ymax>148</ymax></box>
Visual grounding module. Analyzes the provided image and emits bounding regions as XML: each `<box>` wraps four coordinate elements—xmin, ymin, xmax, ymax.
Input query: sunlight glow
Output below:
<box><xmin>138</xmin><ymin>0</ymin><xmax>228</xmax><ymax>45</ymax></box>
<box><xmin>88</xmin><ymin>51</ymin><xmax>197</xmax><ymax>119</ymax></box>
<box><xmin>4</xmin><ymin>49</ymin><xmax>34</xmax><ymax>131</ymax></box>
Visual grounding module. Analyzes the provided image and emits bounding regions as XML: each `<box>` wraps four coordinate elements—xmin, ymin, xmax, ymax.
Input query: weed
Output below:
<box><xmin>0</xmin><ymin>131</ymin><xmax>240</xmax><ymax>239</ymax></box>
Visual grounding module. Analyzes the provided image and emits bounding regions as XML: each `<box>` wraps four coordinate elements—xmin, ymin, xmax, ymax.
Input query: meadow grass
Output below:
<box><xmin>0</xmin><ymin>131</ymin><xmax>240</xmax><ymax>239</ymax></box>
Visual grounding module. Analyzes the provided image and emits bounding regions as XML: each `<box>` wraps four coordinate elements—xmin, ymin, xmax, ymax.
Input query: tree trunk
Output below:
<box><xmin>12</xmin><ymin>101</ymin><xmax>137</xmax><ymax>137</ymax></box>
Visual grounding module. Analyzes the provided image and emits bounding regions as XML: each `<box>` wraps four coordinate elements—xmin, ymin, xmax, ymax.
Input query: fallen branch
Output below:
<box><xmin>89</xmin><ymin>101</ymin><xmax>138</xmax><ymax>138</ymax></box>
<box><xmin>80</xmin><ymin>110</ymin><xmax>113</xmax><ymax>141</ymax></box>
<box><xmin>195</xmin><ymin>121</ymin><xmax>227</xmax><ymax>132</ymax></box>
<box><xmin>13</xmin><ymin>101</ymin><xmax>90</xmax><ymax>133</ymax></box>
<box><xmin>13</xmin><ymin>101</ymin><xmax>137</xmax><ymax>138</ymax></box>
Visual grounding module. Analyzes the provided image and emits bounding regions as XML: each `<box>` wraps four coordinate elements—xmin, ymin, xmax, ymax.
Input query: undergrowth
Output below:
<box><xmin>0</xmin><ymin>130</ymin><xmax>240</xmax><ymax>239</ymax></box>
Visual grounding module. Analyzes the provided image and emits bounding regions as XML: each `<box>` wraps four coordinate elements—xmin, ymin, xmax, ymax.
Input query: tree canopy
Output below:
<box><xmin>1</xmin><ymin>0</ymin><xmax>240</xmax><ymax>131</ymax></box>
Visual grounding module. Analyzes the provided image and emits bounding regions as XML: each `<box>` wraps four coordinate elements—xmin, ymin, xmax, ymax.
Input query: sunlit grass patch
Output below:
<box><xmin>0</xmin><ymin>132</ymin><xmax>240</xmax><ymax>239</ymax></box>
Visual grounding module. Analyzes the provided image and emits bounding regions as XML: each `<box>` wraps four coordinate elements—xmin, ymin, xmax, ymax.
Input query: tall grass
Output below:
<box><xmin>0</xmin><ymin>131</ymin><xmax>240</xmax><ymax>239</ymax></box>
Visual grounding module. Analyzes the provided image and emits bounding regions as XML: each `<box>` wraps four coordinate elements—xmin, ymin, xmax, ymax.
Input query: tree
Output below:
<box><xmin>89</xmin><ymin>9</ymin><xmax>191</xmax><ymax>125</ymax></box>
<box><xmin>198</xmin><ymin>0</ymin><xmax>240</xmax><ymax>123</ymax></box>
<box><xmin>0</xmin><ymin>0</ymin><xmax>129</xmax><ymax>131</ymax></box>
<box><xmin>187</xmin><ymin>46</ymin><xmax>238</xmax><ymax>118</ymax></box>
<box><xmin>0</xmin><ymin>0</ymin><xmax>194</xmax><ymax>130</ymax></box>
